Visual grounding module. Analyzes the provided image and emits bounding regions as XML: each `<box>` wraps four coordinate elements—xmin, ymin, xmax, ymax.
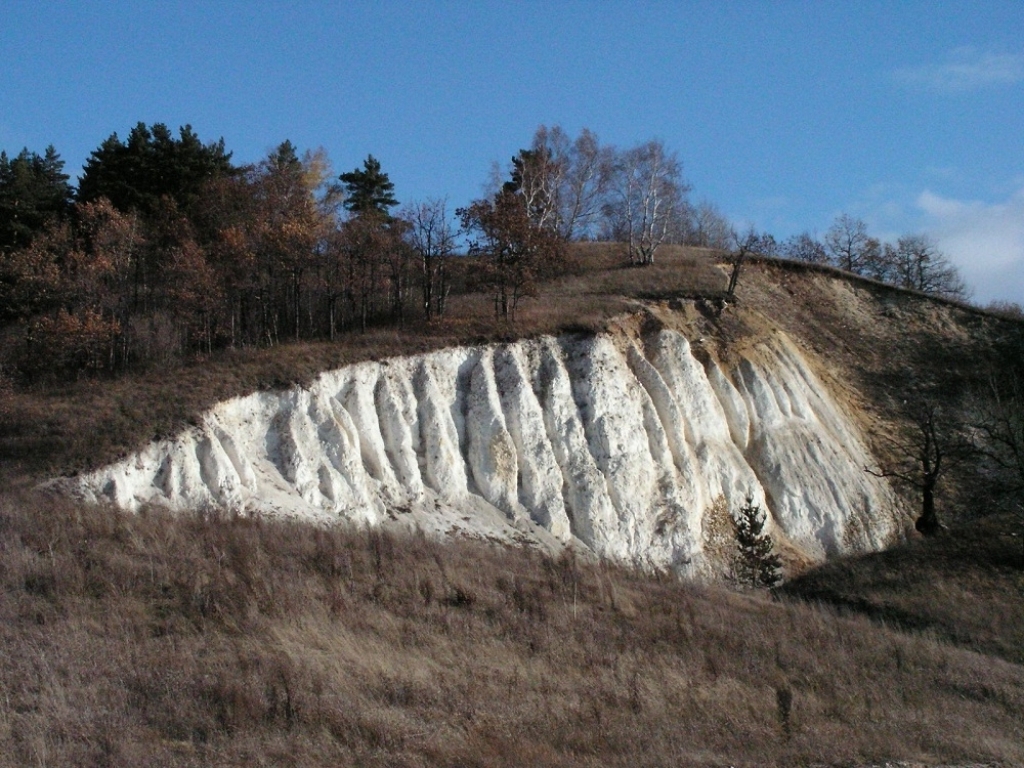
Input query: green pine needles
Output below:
<box><xmin>735</xmin><ymin>496</ymin><xmax>783</xmax><ymax>588</ymax></box>
<box><xmin>339</xmin><ymin>154</ymin><xmax>398</xmax><ymax>218</ymax></box>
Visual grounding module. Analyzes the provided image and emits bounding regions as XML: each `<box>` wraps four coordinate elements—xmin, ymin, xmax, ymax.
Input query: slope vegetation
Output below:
<box><xmin>1</xmin><ymin>246</ymin><xmax>1022</xmax><ymax>766</ymax></box>
<box><xmin>2</xmin><ymin>494</ymin><xmax>1022</xmax><ymax>768</ymax></box>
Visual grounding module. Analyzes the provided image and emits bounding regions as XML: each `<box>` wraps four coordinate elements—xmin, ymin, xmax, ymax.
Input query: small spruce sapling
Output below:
<box><xmin>735</xmin><ymin>496</ymin><xmax>783</xmax><ymax>588</ymax></box>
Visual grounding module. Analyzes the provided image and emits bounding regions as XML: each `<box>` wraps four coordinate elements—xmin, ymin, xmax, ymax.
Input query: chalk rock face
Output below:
<box><xmin>70</xmin><ymin>328</ymin><xmax>900</xmax><ymax>575</ymax></box>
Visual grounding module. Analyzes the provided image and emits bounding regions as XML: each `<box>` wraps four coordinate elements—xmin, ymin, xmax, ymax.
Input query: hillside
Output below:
<box><xmin>19</xmin><ymin>247</ymin><xmax>1019</xmax><ymax>565</ymax></box>
<box><xmin>783</xmin><ymin>511</ymin><xmax>1024</xmax><ymax>665</ymax></box>
<box><xmin>5</xmin><ymin>245</ymin><xmax>1014</xmax><ymax>475</ymax></box>
<box><xmin>1</xmin><ymin>494</ymin><xmax>1022</xmax><ymax>767</ymax></box>
<box><xmin>2</xmin><ymin>246</ymin><xmax>1023</xmax><ymax>766</ymax></box>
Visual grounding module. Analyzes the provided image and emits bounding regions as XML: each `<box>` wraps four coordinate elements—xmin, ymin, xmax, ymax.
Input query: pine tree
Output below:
<box><xmin>735</xmin><ymin>496</ymin><xmax>783</xmax><ymax>588</ymax></box>
<box><xmin>0</xmin><ymin>145</ymin><xmax>73</xmax><ymax>252</ymax></box>
<box><xmin>339</xmin><ymin>155</ymin><xmax>398</xmax><ymax>218</ymax></box>
<box><xmin>77</xmin><ymin>122</ymin><xmax>233</xmax><ymax>215</ymax></box>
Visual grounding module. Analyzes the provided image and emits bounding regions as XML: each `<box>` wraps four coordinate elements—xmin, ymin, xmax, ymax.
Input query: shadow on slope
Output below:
<box><xmin>782</xmin><ymin>512</ymin><xmax>1024</xmax><ymax>665</ymax></box>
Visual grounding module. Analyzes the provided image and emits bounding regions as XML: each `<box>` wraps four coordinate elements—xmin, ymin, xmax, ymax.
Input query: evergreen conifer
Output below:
<box><xmin>735</xmin><ymin>496</ymin><xmax>783</xmax><ymax>588</ymax></box>
<box><xmin>339</xmin><ymin>155</ymin><xmax>398</xmax><ymax>218</ymax></box>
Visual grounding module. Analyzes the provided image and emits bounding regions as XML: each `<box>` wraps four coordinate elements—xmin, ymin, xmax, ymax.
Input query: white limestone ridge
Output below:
<box><xmin>67</xmin><ymin>327</ymin><xmax>901</xmax><ymax>577</ymax></box>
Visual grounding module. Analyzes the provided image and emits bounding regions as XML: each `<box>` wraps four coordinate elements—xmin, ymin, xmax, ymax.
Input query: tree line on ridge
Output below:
<box><xmin>0</xmin><ymin>122</ymin><xmax>980</xmax><ymax>381</ymax></box>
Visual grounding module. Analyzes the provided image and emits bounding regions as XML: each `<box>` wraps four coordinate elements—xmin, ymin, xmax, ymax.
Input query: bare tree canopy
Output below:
<box><xmin>971</xmin><ymin>366</ymin><xmax>1024</xmax><ymax>498</ymax></box>
<box><xmin>884</xmin><ymin>234</ymin><xmax>970</xmax><ymax>300</ymax></box>
<box><xmin>782</xmin><ymin>216</ymin><xmax>971</xmax><ymax>302</ymax></box>
<box><xmin>824</xmin><ymin>214</ymin><xmax>873</xmax><ymax>274</ymax></box>
<box><xmin>500</xmin><ymin>125</ymin><xmax>615</xmax><ymax>242</ymax></box>
<box><xmin>402</xmin><ymin>198</ymin><xmax>456</xmax><ymax>321</ymax></box>
<box><xmin>867</xmin><ymin>393</ymin><xmax>974</xmax><ymax>535</ymax></box>
<box><xmin>603</xmin><ymin>139</ymin><xmax>690</xmax><ymax>265</ymax></box>
<box><xmin>781</xmin><ymin>232</ymin><xmax>829</xmax><ymax>264</ymax></box>
<box><xmin>686</xmin><ymin>200</ymin><xmax>734</xmax><ymax>250</ymax></box>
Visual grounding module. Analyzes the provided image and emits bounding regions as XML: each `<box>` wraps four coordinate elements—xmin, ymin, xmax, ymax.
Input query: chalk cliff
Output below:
<box><xmin>70</xmin><ymin>324</ymin><xmax>901</xmax><ymax>577</ymax></box>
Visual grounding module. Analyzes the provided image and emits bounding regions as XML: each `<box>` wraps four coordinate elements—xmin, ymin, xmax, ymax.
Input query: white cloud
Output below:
<box><xmin>895</xmin><ymin>47</ymin><xmax>1024</xmax><ymax>93</ymax></box>
<box><xmin>916</xmin><ymin>187</ymin><xmax>1024</xmax><ymax>305</ymax></box>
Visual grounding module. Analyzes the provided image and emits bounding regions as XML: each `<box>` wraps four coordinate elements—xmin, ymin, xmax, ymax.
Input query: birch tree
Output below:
<box><xmin>502</xmin><ymin>126</ymin><xmax>615</xmax><ymax>242</ymax></box>
<box><xmin>604</xmin><ymin>140</ymin><xmax>689</xmax><ymax>265</ymax></box>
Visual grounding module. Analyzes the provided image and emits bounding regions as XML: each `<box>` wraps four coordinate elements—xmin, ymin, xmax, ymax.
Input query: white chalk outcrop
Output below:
<box><xmin>68</xmin><ymin>327</ymin><xmax>901</xmax><ymax>576</ymax></box>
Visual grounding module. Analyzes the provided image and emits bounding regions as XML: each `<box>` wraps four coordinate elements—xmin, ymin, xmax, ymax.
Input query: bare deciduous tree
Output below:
<box><xmin>502</xmin><ymin>125</ymin><xmax>614</xmax><ymax>242</ymax></box>
<box><xmin>867</xmin><ymin>394</ymin><xmax>973</xmax><ymax>535</ymax></box>
<box><xmin>505</xmin><ymin>142</ymin><xmax>563</xmax><ymax>234</ymax></box>
<box><xmin>888</xmin><ymin>234</ymin><xmax>970</xmax><ymax>301</ymax></box>
<box><xmin>549</xmin><ymin>126</ymin><xmax>614</xmax><ymax>241</ymax></box>
<box><xmin>972</xmin><ymin>366</ymin><xmax>1024</xmax><ymax>500</ymax></box>
<box><xmin>686</xmin><ymin>200</ymin><xmax>733</xmax><ymax>250</ymax></box>
<box><xmin>402</xmin><ymin>198</ymin><xmax>456</xmax><ymax>321</ymax></box>
<box><xmin>824</xmin><ymin>214</ymin><xmax>873</xmax><ymax>275</ymax></box>
<box><xmin>604</xmin><ymin>140</ymin><xmax>689</xmax><ymax>265</ymax></box>
<box><xmin>726</xmin><ymin>229</ymin><xmax>757</xmax><ymax>297</ymax></box>
<box><xmin>781</xmin><ymin>231</ymin><xmax>829</xmax><ymax>264</ymax></box>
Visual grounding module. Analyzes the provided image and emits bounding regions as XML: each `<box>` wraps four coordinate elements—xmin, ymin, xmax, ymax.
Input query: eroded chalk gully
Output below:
<box><xmin>66</xmin><ymin>328</ymin><xmax>901</xmax><ymax>577</ymax></box>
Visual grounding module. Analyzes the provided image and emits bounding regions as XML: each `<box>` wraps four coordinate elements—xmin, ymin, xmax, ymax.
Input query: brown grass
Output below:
<box><xmin>783</xmin><ymin>512</ymin><xmax>1024</xmax><ymax>665</ymax></box>
<box><xmin>1</xmin><ymin>491</ymin><xmax>1022</xmax><ymax>767</ymax></box>
<box><xmin>3</xmin><ymin>245</ymin><xmax>1024</xmax><ymax>765</ymax></box>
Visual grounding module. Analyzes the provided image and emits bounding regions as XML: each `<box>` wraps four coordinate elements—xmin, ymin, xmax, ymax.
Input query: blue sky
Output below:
<box><xmin>3</xmin><ymin>0</ymin><xmax>1022</xmax><ymax>303</ymax></box>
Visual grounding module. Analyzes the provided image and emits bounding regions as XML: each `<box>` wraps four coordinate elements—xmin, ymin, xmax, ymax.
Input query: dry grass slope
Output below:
<box><xmin>783</xmin><ymin>513</ymin><xmax>1024</xmax><ymax>665</ymax></box>
<box><xmin>2</xmin><ymin>245</ymin><xmax>1023</xmax><ymax>766</ymax></box>
<box><xmin>2</xmin><ymin>493</ymin><xmax>1023</xmax><ymax>767</ymax></box>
